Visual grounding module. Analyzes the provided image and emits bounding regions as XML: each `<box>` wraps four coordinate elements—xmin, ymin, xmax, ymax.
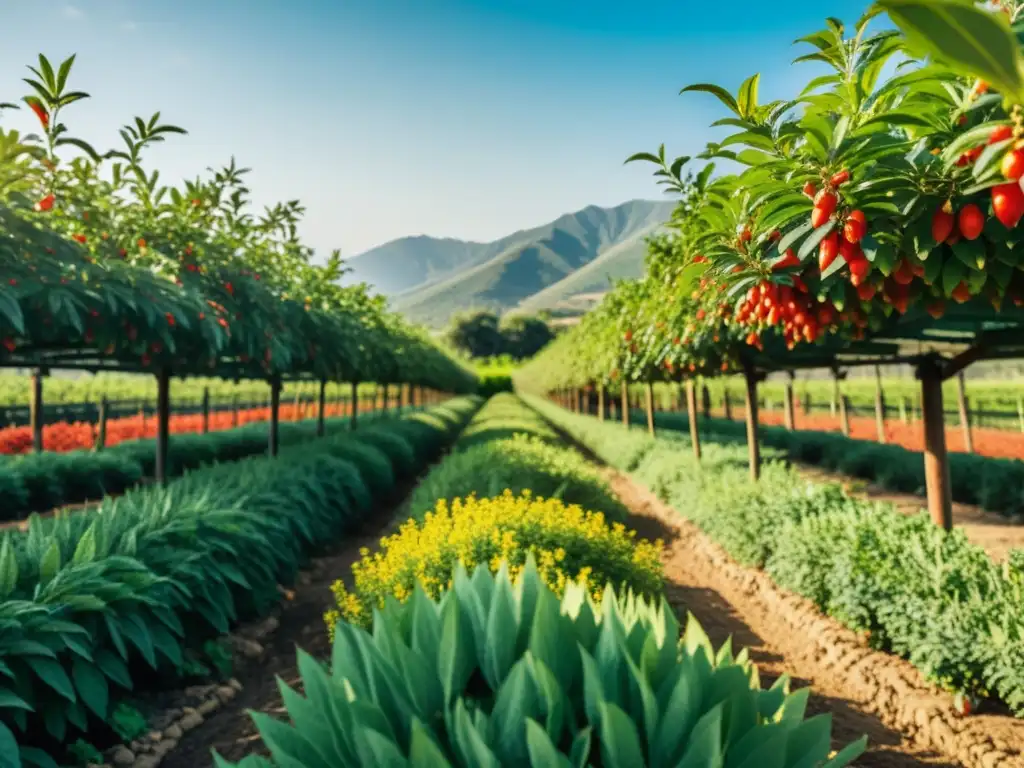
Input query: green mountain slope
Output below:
<box><xmin>515</xmin><ymin>220</ymin><xmax>668</xmax><ymax>314</ymax></box>
<box><xmin>363</xmin><ymin>199</ymin><xmax>673</xmax><ymax>326</ymax></box>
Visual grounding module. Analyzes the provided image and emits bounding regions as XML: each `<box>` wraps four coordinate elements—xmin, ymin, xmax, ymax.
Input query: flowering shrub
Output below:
<box><xmin>325</xmin><ymin>490</ymin><xmax>663</xmax><ymax>635</ymax></box>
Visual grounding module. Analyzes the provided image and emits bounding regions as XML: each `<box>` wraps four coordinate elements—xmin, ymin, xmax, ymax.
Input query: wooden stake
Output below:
<box><xmin>645</xmin><ymin>381</ymin><xmax>656</xmax><ymax>436</ymax></box>
<box><xmin>743</xmin><ymin>366</ymin><xmax>761</xmax><ymax>481</ymax></box>
<box><xmin>621</xmin><ymin>384</ymin><xmax>629</xmax><ymax>429</ymax></box>
<box><xmin>94</xmin><ymin>397</ymin><xmax>108</xmax><ymax>451</ymax></box>
<box><xmin>686</xmin><ymin>380</ymin><xmax>701</xmax><ymax>460</ymax></box>
<box><xmin>872</xmin><ymin>366</ymin><xmax>886</xmax><ymax>443</ymax></box>
<box><xmin>268</xmin><ymin>378</ymin><xmax>281</xmax><ymax>457</ymax></box>
<box><xmin>839</xmin><ymin>395</ymin><xmax>851</xmax><ymax>436</ymax></box>
<box><xmin>155</xmin><ymin>369</ymin><xmax>171</xmax><ymax>483</ymax></box>
<box><xmin>351</xmin><ymin>382</ymin><xmax>359</xmax><ymax>430</ymax></box>
<box><xmin>317</xmin><ymin>379</ymin><xmax>327</xmax><ymax>437</ymax></box>
<box><xmin>919</xmin><ymin>360</ymin><xmax>952</xmax><ymax>530</ymax></box>
<box><xmin>723</xmin><ymin>388</ymin><xmax>732</xmax><ymax>421</ymax></box>
<box><xmin>597</xmin><ymin>383</ymin><xmax>605</xmax><ymax>421</ymax></box>
<box><xmin>30</xmin><ymin>368</ymin><xmax>44</xmax><ymax>453</ymax></box>
<box><xmin>783</xmin><ymin>375</ymin><xmax>795</xmax><ymax>431</ymax></box>
<box><xmin>201</xmin><ymin>387</ymin><xmax>210</xmax><ymax>434</ymax></box>
<box><xmin>957</xmin><ymin>372</ymin><xmax>973</xmax><ymax>453</ymax></box>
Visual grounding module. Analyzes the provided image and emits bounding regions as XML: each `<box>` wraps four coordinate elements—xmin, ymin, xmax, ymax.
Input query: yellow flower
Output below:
<box><xmin>325</xmin><ymin>491</ymin><xmax>664</xmax><ymax>633</ymax></box>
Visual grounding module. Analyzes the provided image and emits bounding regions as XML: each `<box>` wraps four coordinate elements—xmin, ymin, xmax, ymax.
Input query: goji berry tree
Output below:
<box><xmin>522</xmin><ymin>0</ymin><xmax>1024</xmax><ymax>528</ymax></box>
<box><xmin>0</xmin><ymin>54</ymin><xmax>474</xmax><ymax>393</ymax></box>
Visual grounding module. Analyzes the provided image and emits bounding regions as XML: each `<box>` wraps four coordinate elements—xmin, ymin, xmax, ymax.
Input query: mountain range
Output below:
<box><xmin>342</xmin><ymin>199</ymin><xmax>675</xmax><ymax>327</ymax></box>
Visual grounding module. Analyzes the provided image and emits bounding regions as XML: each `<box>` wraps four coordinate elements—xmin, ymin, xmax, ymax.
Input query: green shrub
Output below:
<box><xmin>646</xmin><ymin>409</ymin><xmax>1024</xmax><ymax>519</ymax></box>
<box><xmin>0</xmin><ymin>397</ymin><xmax>481</xmax><ymax>763</ymax></box>
<box><xmin>529</xmin><ymin>396</ymin><xmax>1024</xmax><ymax>717</ymax></box>
<box><xmin>407</xmin><ymin>393</ymin><xmax>626</xmax><ymax>521</ymax></box>
<box><xmin>219</xmin><ymin>557</ymin><xmax>865</xmax><ymax>768</ymax></box>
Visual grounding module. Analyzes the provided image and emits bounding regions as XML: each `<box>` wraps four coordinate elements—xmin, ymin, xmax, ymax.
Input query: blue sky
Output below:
<box><xmin>1</xmin><ymin>0</ymin><xmax>870</xmax><ymax>258</ymax></box>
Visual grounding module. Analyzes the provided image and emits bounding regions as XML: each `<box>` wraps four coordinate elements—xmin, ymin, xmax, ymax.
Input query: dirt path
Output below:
<box><xmin>796</xmin><ymin>464</ymin><xmax>1024</xmax><ymax>563</ymax></box>
<box><xmin>612</xmin><ymin>472</ymin><xmax>1024</xmax><ymax>768</ymax></box>
<box><xmin>161</xmin><ymin>490</ymin><xmax>415</xmax><ymax>768</ymax></box>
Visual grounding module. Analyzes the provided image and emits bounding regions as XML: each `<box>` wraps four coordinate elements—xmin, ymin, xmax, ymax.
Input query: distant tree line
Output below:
<box><xmin>445</xmin><ymin>309</ymin><xmax>555</xmax><ymax>360</ymax></box>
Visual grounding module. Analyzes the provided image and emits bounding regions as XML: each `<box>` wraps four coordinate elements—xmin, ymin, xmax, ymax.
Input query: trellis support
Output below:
<box><xmin>645</xmin><ymin>381</ymin><xmax>656</xmax><ymax>436</ymax></box>
<box><xmin>155</xmin><ymin>368</ymin><xmax>171</xmax><ymax>483</ymax></box>
<box><xmin>917</xmin><ymin>358</ymin><xmax>952</xmax><ymax>531</ymax></box>
<box><xmin>742</xmin><ymin>363</ymin><xmax>763</xmax><ymax>481</ymax></box>
<box><xmin>317</xmin><ymin>379</ymin><xmax>327</xmax><ymax>436</ymax></box>
<box><xmin>268</xmin><ymin>377</ymin><xmax>281</xmax><ymax>457</ymax></box>
<box><xmin>783</xmin><ymin>373</ymin><xmax>795</xmax><ymax>432</ymax></box>
<box><xmin>686</xmin><ymin>379</ymin><xmax>701</xmax><ymax>460</ymax></box>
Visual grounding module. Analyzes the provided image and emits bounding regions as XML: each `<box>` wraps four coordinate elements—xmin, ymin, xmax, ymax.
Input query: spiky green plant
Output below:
<box><xmin>216</xmin><ymin>556</ymin><xmax>866</xmax><ymax>767</ymax></box>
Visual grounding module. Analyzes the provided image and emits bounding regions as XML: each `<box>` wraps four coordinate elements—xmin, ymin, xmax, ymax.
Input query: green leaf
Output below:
<box><xmin>436</xmin><ymin>596</ymin><xmax>473</xmax><ymax>707</ymax></box>
<box><xmin>737</xmin><ymin>74</ymin><xmax>760</xmax><ymax>118</ymax></box>
<box><xmin>878</xmin><ymin>0</ymin><xmax>1024</xmax><ymax>102</ymax></box>
<box><xmin>409</xmin><ymin>718</ymin><xmax>453</xmax><ymax>767</ymax></box>
<box><xmin>797</xmin><ymin>222</ymin><xmax>836</xmax><ymax>262</ymax></box>
<box><xmin>0</xmin><ymin>536</ymin><xmax>19</xmax><ymax>599</ymax></box>
<box><xmin>0</xmin><ymin>722</ymin><xmax>19</xmax><ymax>768</ymax></box>
<box><xmin>71</xmin><ymin>659</ymin><xmax>108</xmax><ymax>719</ymax></box>
<box><xmin>31</xmin><ymin>659</ymin><xmax>75</xmax><ymax>702</ymax></box>
<box><xmin>38</xmin><ymin>541</ymin><xmax>60</xmax><ymax>586</ymax></box>
<box><xmin>71</xmin><ymin>523</ymin><xmax>97</xmax><ymax>564</ymax></box>
<box><xmin>681</xmin><ymin>84</ymin><xmax>740</xmax><ymax>116</ymax></box>
<box><xmin>597</xmin><ymin>702</ymin><xmax>645</xmax><ymax>767</ymax></box>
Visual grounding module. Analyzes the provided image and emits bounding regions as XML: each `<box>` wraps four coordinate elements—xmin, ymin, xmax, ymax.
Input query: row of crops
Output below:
<box><xmin>0</xmin><ymin>397</ymin><xmax>481</xmax><ymax>767</ymax></box>
<box><xmin>8</xmin><ymin>387</ymin><xmax>1022</xmax><ymax>766</ymax></box>
<box><xmin>0</xmin><ymin>53</ymin><xmax>475</xmax><ymax>395</ymax></box>
<box><xmin>224</xmin><ymin>393</ymin><xmax>868</xmax><ymax>768</ymax></box>
<box><xmin>516</xmin><ymin>1</ymin><xmax>1024</xmax><ymax>531</ymax></box>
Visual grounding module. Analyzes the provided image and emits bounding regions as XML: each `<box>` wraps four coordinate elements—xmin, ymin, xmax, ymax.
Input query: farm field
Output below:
<box><xmin>8</xmin><ymin>1</ymin><xmax>1024</xmax><ymax>767</ymax></box>
<box><xmin>84</xmin><ymin>392</ymin><xmax>1014</xmax><ymax>768</ymax></box>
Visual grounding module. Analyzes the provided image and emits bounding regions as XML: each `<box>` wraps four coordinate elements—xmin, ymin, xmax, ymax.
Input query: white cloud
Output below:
<box><xmin>62</xmin><ymin>4</ymin><xmax>84</xmax><ymax>19</ymax></box>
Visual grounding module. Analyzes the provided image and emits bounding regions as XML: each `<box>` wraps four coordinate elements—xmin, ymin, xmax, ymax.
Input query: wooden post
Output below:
<box><xmin>645</xmin><ymin>381</ymin><xmax>656</xmax><ymax>436</ymax></box>
<box><xmin>317</xmin><ymin>379</ymin><xmax>327</xmax><ymax>437</ymax></box>
<box><xmin>743</xmin><ymin>365</ymin><xmax>761</xmax><ymax>481</ymax></box>
<box><xmin>155</xmin><ymin>369</ymin><xmax>171</xmax><ymax>484</ymax></box>
<box><xmin>597</xmin><ymin>383</ymin><xmax>606</xmax><ymax>421</ymax></box>
<box><xmin>873</xmin><ymin>367</ymin><xmax>886</xmax><ymax>443</ymax></box>
<box><xmin>686</xmin><ymin>380</ymin><xmax>701</xmax><ymax>460</ymax></box>
<box><xmin>351</xmin><ymin>381</ymin><xmax>359</xmax><ymax>430</ymax></box>
<box><xmin>621</xmin><ymin>384</ymin><xmax>629</xmax><ymax>429</ymax></box>
<box><xmin>201</xmin><ymin>387</ymin><xmax>210</xmax><ymax>434</ymax></box>
<box><xmin>919</xmin><ymin>360</ymin><xmax>952</xmax><ymax>530</ymax></box>
<box><xmin>93</xmin><ymin>397</ymin><xmax>108</xmax><ymax>451</ymax></box>
<box><xmin>957</xmin><ymin>372</ymin><xmax>973</xmax><ymax>454</ymax></box>
<box><xmin>232</xmin><ymin>394</ymin><xmax>240</xmax><ymax>428</ymax></box>
<box><xmin>701</xmin><ymin>384</ymin><xmax>711</xmax><ymax>420</ymax></box>
<box><xmin>723</xmin><ymin>388</ymin><xmax>732</xmax><ymax>421</ymax></box>
<box><xmin>30</xmin><ymin>368</ymin><xmax>44</xmax><ymax>453</ymax></box>
<box><xmin>268</xmin><ymin>378</ymin><xmax>281</xmax><ymax>457</ymax></box>
<box><xmin>783</xmin><ymin>375</ymin><xmax>795</xmax><ymax>431</ymax></box>
<box><xmin>830</xmin><ymin>377</ymin><xmax>839</xmax><ymax>418</ymax></box>
<box><xmin>839</xmin><ymin>395</ymin><xmax>851</xmax><ymax>436</ymax></box>
<box><xmin>804</xmin><ymin>392</ymin><xmax>812</xmax><ymax>416</ymax></box>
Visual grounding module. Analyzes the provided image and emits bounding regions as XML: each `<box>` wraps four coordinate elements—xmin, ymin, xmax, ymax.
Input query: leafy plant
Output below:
<box><xmin>223</xmin><ymin>556</ymin><xmax>866</xmax><ymax>767</ymax></box>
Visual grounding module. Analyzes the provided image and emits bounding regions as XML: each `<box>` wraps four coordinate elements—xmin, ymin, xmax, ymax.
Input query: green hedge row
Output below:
<box><xmin>631</xmin><ymin>408</ymin><xmax>1024</xmax><ymax>519</ymax></box>
<box><xmin>407</xmin><ymin>393</ymin><xmax>627</xmax><ymax>521</ymax></box>
<box><xmin>0</xmin><ymin>397</ymin><xmax>481</xmax><ymax>767</ymax></box>
<box><xmin>0</xmin><ymin>408</ymin><xmax>413</xmax><ymax>520</ymax></box>
<box><xmin>530</xmin><ymin>396</ymin><xmax>1024</xmax><ymax>718</ymax></box>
